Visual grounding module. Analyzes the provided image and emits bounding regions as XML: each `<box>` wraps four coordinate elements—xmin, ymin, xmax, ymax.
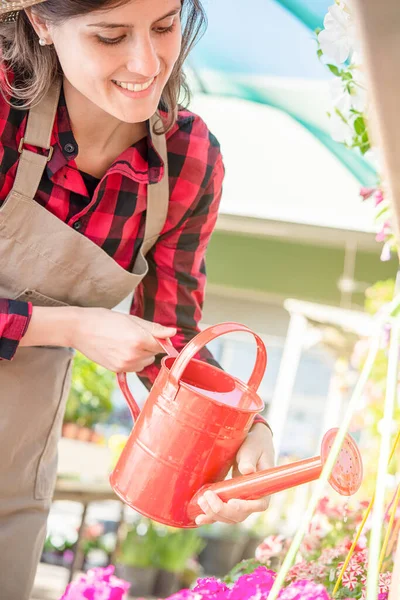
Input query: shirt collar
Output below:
<box><xmin>47</xmin><ymin>85</ymin><xmax>164</xmax><ymax>184</ymax></box>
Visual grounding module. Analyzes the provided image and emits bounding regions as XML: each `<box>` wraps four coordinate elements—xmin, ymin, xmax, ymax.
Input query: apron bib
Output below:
<box><xmin>0</xmin><ymin>79</ymin><xmax>170</xmax><ymax>600</ymax></box>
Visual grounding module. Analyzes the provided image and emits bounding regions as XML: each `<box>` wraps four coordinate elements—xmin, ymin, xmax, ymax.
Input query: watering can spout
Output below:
<box><xmin>187</xmin><ymin>429</ymin><xmax>363</xmax><ymax>525</ymax></box>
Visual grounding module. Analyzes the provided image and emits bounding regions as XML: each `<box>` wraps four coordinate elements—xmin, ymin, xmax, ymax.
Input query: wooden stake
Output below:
<box><xmin>352</xmin><ymin>2</ymin><xmax>400</xmax><ymax>597</ymax></box>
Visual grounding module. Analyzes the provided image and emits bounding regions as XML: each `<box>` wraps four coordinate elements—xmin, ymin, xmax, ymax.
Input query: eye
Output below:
<box><xmin>97</xmin><ymin>35</ymin><xmax>126</xmax><ymax>45</ymax></box>
<box><xmin>153</xmin><ymin>20</ymin><xmax>177</xmax><ymax>35</ymax></box>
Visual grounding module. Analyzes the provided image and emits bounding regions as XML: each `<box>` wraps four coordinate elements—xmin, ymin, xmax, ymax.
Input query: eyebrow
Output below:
<box><xmin>87</xmin><ymin>7</ymin><xmax>181</xmax><ymax>28</ymax></box>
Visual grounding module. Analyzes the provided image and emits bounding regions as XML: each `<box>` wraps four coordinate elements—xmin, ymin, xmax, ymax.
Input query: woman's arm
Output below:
<box><xmin>18</xmin><ymin>304</ymin><xmax>176</xmax><ymax>372</ymax></box>
<box><xmin>131</xmin><ymin>153</ymin><xmax>225</xmax><ymax>387</ymax></box>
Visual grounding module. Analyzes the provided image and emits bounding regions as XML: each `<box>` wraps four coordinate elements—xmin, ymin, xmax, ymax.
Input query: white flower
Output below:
<box><xmin>330</xmin><ymin>74</ymin><xmax>367</xmax><ymax>116</ymax></box>
<box><xmin>329</xmin><ymin>107</ymin><xmax>354</xmax><ymax>144</ymax></box>
<box><xmin>330</xmin><ymin>77</ymin><xmax>352</xmax><ymax>113</ymax></box>
<box><xmin>318</xmin><ymin>3</ymin><xmax>357</xmax><ymax>64</ymax></box>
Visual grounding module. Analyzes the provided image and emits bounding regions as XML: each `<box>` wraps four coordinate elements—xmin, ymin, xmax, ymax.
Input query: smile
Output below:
<box><xmin>113</xmin><ymin>78</ymin><xmax>155</xmax><ymax>92</ymax></box>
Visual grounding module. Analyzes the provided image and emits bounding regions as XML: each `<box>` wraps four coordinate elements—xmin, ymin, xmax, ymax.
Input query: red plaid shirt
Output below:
<box><xmin>0</xmin><ymin>86</ymin><xmax>269</xmax><ymax>428</ymax></box>
<box><xmin>0</xmin><ymin>83</ymin><xmax>222</xmax><ymax>368</ymax></box>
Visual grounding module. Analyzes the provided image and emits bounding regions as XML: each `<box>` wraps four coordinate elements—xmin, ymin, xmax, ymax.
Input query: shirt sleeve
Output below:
<box><xmin>0</xmin><ymin>299</ymin><xmax>32</xmax><ymax>360</ymax></box>
<box><xmin>130</xmin><ymin>153</ymin><xmax>271</xmax><ymax>432</ymax></box>
<box><xmin>131</xmin><ymin>152</ymin><xmax>224</xmax><ymax>387</ymax></box>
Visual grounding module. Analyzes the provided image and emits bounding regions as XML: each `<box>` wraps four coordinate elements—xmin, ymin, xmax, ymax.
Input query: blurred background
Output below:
<box><xmin>32</xmin><ymin>1</ymin><xmax>399</xmax><ymax>598</ymax></box>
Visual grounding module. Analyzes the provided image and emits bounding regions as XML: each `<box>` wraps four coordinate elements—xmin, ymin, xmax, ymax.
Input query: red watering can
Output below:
<box><xmin>110</xmin><ymin>323</ymin><xmax>363</xmax><ymax>528</ymax></box>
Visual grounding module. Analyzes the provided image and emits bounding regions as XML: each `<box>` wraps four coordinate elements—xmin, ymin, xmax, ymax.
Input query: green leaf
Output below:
<box><xmin>354</xmin><ymin>116</ymin><xmax>366</xmax><ymax>135</ymax></box>
<box><xmin>223</xmin><ymin>559</ymin><xmax>263</xmax><ymax>584</ymax></box>
<box><xmin>341</xmin><ymin>71</ymin><xmax>353</xmax><ymax>81</ymax></box>
<box><xmin>317</xmin><ymin>48</ymin><xmax>323</xmax><ymax>58</ymax></box>
<box><xmin>327</xmin><ymin>64</ymin><xmax>341</xmax><ymax>77</ymax></box>
<box><xmin>375</xmin><ymin>204</ymin><xmax>390</xmax><ymax>221</ymax></box>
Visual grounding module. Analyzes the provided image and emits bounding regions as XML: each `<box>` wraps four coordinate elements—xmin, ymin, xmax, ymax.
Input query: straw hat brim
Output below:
<box><xmin>0</xmin><ymin>0</ymin><xmax>47</xmax><ymax>22</ymax></box>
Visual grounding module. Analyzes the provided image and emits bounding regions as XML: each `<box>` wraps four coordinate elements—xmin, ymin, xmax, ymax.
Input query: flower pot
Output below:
<box><xmin>198</xmin><ymin>535</ymin><xmax>248</xmax><ymax>577</ymax></box>
<box><xmin>115</xmin><ymin>564</ymin><xmax>158</xmax><ymax>598</ymax></box>
<box><xmin>41</xmin><ymin>551</ymin><xmax>66</xmax><ymax>567</ymax></box>
<box><xmin>76</xmin><ymin>427</ymin><xmax>93</xmax><ymax>442</ymax></box>
<box><xmin>62</xmin><ymin>422</ymin><xmax>79</xmax><ymax>439</ymax></box>
<box><xmin>153</xmin><ymin>569</ymin><xmax>181</xmax><ymax>598</ymax></box>
<box><xmin>241</xmin><ymin>535</ymin><xmax>264</xmax><ymax>560</ymax></box>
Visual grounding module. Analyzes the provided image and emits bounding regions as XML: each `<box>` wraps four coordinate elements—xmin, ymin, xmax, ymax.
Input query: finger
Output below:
<box><xmin>128</xmin><ymin>355</ymin><xmax>156</xmax><ymax>372</ymax></box>
<box><xmin>198</xmin><ymin>492</ymin><xmax>249</xmax><ymax>524</ymax></box>
<box><xmin>134</xmin><ymin>318</ymin><xmax>176</xmax><ymax>345</ymax></box>
<box><xmin>227</xmin><ymin>497</ymin><xmax>269</xmax><ymax>514</ymax></box>
<box><xmin>257</xmin><ymin>451</ymin><xmax>275</xmax><ymax>472</ymax></box>
<box><xmin>196</xmin><ymin>492</ymin><xmax>238</xmax><ymax>525</ymax></box>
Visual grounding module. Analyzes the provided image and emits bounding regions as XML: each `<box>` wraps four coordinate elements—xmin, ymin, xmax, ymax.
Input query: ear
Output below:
<box><xmin>24</xmin><ymin>8</ymin><xmax>52</xmax><ymax>44</ymax></box>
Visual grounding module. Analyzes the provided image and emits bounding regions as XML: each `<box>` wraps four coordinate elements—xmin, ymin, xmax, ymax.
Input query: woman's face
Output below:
<box><xmin>44</xmin><ymin>0</ymin><xmax>182</xmax><ymax>123</ymax></box>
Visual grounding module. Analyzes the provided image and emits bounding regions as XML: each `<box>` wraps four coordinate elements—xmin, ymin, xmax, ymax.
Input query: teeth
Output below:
<box><xmin>114</xmin><ymin>78</ymin><xmax>154</xmax><ymax>92</ymax></box>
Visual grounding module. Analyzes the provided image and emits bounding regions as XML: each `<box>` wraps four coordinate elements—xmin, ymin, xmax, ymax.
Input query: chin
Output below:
<box><xmin>115</xmin><ymin>103</ymin><xmax>160</xmax><ymax>124</ymax></box>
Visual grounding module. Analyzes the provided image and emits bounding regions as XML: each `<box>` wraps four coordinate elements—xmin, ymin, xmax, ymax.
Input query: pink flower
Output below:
<box><xmin>277</xmin><ymin>579</ymin><xmax>331</xmax><ymax>600</ymax></box>
<box><xmin>229</xmin><ymin>566</ymin><xmax>276</xmax><ymax>600</ymax></box>
<box><xmin>360</xmin><ymin>187</ymin><xmax>376</xmax><ymax>201</ymax></box>
<box><xmin>256</xmin><ymin>536</ymin><xmax>286</xmax><ymax>562</ymax></box>
<box><xmin>374</xmin><ymin>190</ymin><xmax>384</xmax><ymax>206</ymax></box>
<box><xmin>315</xmin><ymin>498</ymin><xmax>342</xmax><ymax>520</ymax></box>
<box><xmin>341</xmin><ymin>570</ymin><xmax>359</xmax><ymax>591</ymax></box>
<box><xmin>376</xmin><ymin>221</ymin><xmax>391</xmax><ymax>242</ymax></box>
<box><xmin>380</xmin><ymin>242</ymin><xmax>392</xmax><ymax>262</ymax></box>
<box><xmin>60</xmin><ymin>565</ymin><xmax>130</xmax><ymax>600</ymax></box>
<box><xmin>379</xmin><ymin>571</ymin><xmax>392</xmax><ymax>595</ymax></box>
<box><xmin>193</xmin><ymin>578</ymin><xmax>230</xmax><ymax>599</ymax></box>
<box><xmin>167</xmin><ymin>591</ymin><xmax>203</xmax><ymax>600</ymax></box>
<box><xmin>83</xmin><ymin>523</ymin><xmax>105</xmax><ymax>540</ymax></box>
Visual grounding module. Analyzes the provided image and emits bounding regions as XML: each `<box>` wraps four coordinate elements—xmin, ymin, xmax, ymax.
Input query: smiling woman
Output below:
<box><xmin>0</xmin><ymin>1</ymin><xmax>273</xmax><ymax>599</ymax></box>
<box><xmin>0</xmin><ymin>0</ymin><xmax>204</xmax><ymax>130</ymax></box>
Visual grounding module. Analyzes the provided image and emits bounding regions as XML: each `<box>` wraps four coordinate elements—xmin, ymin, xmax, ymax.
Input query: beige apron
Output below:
<box><xmin>0</xmin><ymin>79</ymin><xmax>170</xmax><ymax>600</ymax></box>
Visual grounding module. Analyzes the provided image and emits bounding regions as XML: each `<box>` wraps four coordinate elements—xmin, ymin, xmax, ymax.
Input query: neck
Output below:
<box><xmin>63</xmin><ymin>78</ymin><xmax>147</xmax><ymax>157</ymax></box>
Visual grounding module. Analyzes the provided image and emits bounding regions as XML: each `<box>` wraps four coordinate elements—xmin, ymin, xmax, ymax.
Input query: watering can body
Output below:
<box><xmin>110</xmin><ymin>322</ymin><xmax>364</xmax><ymax>528</ymax></box>
<box><xmin>110</xmin><ymin>323</ymin><xmax>266</xmax><ymax>528</ymax></box>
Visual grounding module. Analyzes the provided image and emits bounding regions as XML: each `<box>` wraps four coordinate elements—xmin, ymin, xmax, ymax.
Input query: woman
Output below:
<box><xmin>0</xmin><ymin>1</ymin><xmax>274</xmax><ymax>598</ymax></box>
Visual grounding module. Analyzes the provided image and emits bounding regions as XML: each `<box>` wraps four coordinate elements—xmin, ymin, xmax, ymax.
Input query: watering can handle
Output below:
<box><xmin>167</xmin><ymin>322</ymin><xmax>267</xmax><ymax>396</ymax></box>
<box><xmin>117</xmin><ymin>338</ymin><xmax>178</xmax><ymax>422</ymax></box>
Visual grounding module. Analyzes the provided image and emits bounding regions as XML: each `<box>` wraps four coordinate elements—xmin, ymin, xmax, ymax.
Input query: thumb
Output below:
<box><xmin>149</xmin><ymin>321</ymin><xmax>177</xmax><ymax>339</ymax></box>
<box><xmin>236</xmin><ymin>442</ymin><xmax>259</xmax><ymax>476</ymax></box>
<box><xmin>137</xmin><ymin>319</ymin><xmax>176</xmax><ymax>339</ymax></box>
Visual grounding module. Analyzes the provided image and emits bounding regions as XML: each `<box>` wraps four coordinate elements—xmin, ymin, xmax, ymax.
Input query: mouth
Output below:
<box><xmin>112</xmin><ymin>77</ymin><xmax>155</xmax><ymax>92</ymax></box>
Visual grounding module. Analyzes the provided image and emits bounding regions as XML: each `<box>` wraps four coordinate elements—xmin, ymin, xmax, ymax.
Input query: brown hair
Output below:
<box><xmin>0</xmin><ymin>0</ymin><xmax>206</xmax><ymax>131</ymax></box>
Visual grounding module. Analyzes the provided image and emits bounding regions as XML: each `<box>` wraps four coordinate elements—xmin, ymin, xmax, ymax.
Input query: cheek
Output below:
<box><xmin>53</xmin><ymin>34</ymin><xmax>114</xmax><ymax>84</ymax></box>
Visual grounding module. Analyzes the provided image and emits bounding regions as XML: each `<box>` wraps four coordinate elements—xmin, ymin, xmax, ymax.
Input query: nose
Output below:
<box><xmin>126</xmin><ymin>32</ymin><xmax>160</xmax><ymax>78</ymax></box>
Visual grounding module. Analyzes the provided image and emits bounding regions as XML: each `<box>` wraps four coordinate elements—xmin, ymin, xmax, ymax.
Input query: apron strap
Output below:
<box><xmin>140</xmin><ymin>113</ymin><xmax>170</xmax><ymax>257</ymax></box>
<box><xmin>13</xmin><ymin>80</ymin><xmax>62</xmax><ymax>198</ymax></box>
<box><xmin>12</xmin><ymin>82</ymin><xmax>169</xmax><ymax>263</ymax></box>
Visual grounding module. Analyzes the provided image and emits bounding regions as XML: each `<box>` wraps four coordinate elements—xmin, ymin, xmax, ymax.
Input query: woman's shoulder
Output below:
<box><xmin>165</xmin><ymin>106</ymin><xmax>222</xmax><ymax>162</ymax></box>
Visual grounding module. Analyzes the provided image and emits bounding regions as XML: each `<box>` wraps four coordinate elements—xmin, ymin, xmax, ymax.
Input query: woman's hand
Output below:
<box><xmin>195</xmin><ymin>423</ymin><xmax>275</xmax><ymax>526</ymax></box>
<box><xmin>21</xmin><ymin>305</ymin><xmax>176</xmax><ymax>372</ymax></box>
<box><xmin>70</xmin><ymin>308</ymin><xmax>176</xmax><ymax>372</ymax></box>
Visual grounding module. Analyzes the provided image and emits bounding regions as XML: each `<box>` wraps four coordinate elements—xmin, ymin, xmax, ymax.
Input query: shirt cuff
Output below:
<box><xmin>253</xmin><ymin>413</ymin><xmax>273</xmax><ymax>434</ymax></box>
<box><xmin>0</xmin><ymin>300</ymin><xmax>32</xmax><ymax>360</ymax></box>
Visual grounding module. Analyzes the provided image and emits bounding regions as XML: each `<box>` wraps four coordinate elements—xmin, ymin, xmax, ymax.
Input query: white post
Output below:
<box><xmin>317</xmin><ymin>357</ymin><xmax>346</xmax><ymax>451</ymax></box>
<box><xmin>267</xmin><ymin>312</ymin><xmax>308</xmax><ymax>458</ymax></box>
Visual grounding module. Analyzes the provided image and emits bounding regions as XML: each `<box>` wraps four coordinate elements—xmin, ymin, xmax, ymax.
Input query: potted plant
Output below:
<box><xmin>198</xmin><ymin>522</ymin><xmax>249</xmax><ymax>576</ymax></box>
<box><xmin>153</xmin><ymin>528</ymin><xmax>205</xmax><ymax>598</ymax></box>
<box><xmin>114</xmin><ymin>519</ymin><xmax>159</xmax><ymax>598</ymax></box>
<box><xmin>41</xmin><ymin>534</ymin><xmax>75</xmax><ymax>568</ymax></box>
<box><xmin>62</xmin><ymin>351</ymin><xmax>114</xmax><ymax>442</ymax></box>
